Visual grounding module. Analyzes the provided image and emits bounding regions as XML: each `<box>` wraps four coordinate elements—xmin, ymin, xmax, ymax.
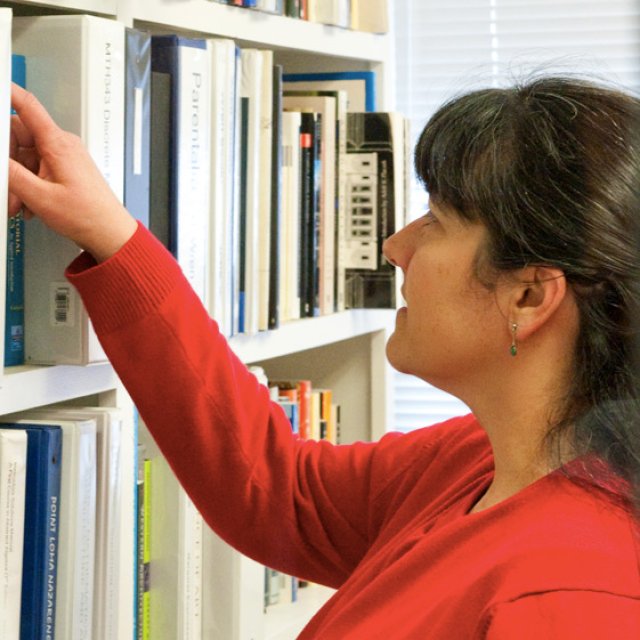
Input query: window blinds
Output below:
<box><xmin>390</xmin><ymin>0</ymin><xmax>640</xmax><ymax>433</ymax></box>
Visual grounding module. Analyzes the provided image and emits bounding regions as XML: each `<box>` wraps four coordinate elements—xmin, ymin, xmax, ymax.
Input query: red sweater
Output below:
<box><xmin>67</xmin><ymin>224</ymin><xmax>640</xmax><ymax>638</ymax></box>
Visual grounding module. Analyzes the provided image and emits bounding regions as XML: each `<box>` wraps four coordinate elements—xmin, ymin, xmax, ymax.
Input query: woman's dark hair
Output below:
<box><xmin>415</xmin><ymin>75</ymin><xmax>640</xmax><ymax>509</ymax></box>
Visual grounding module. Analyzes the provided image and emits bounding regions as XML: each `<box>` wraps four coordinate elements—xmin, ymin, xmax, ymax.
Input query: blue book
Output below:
<box><xmin>283</xmin><ymin>70</ymin><xmax>377</xmax><ymax>112</ymax></box>
<box><xmin>0</xmin><ymin>423</ymin><xmax>62</xmax><ymax>640</ymax></box>
<box><xmin>5</xmin><ymin>54</ymin><xmax>26</xmax><ymax>367</ymax></box>
<box><xmin>124</xmin><ymin>28</ymin><xmax>151</xmax><ymax>228</ymax></box>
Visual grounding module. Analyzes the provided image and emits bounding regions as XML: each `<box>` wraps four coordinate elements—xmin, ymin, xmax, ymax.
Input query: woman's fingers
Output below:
<box><xmin>10</xmin><ymin>83</ymin><xmax>62</xmax><ymax>150</ymax></box>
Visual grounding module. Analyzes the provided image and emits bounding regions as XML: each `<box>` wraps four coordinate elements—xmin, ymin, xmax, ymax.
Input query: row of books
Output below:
<box><xmin>0</xmin><ymin>406</ymin><xmax>132</xmax><ymax>640</ymax></box>
<box><xmin>3</xmin><ymin>13</ymin><xmax>408</xmax><ymax>367</ymax></box>
<box><xmin>260</xmin><ymin>367</ymin><xmax>340</xmax><ymax>612</ymax></box>
<box><xmin>209</xmin><ymin>0</ymin><xmax>389</xmax><ymax>34</ymax></box>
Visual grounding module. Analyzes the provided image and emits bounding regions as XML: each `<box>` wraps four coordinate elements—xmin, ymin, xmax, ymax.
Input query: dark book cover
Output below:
<box><xmin>344</xmin><ymin>112</ymin><xmax>403</xmax><ymax>309</ymax></box>
<box><xmin>268</xmin><ymin>65</ymin><xmax>283</xmax><ymax>329</ymax></box>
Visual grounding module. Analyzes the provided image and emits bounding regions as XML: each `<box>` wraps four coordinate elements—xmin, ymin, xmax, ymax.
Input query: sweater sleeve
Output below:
<box><xmin>65</xmin><ymin>223</ymin><xmax>441</xmax><ymax>587</ymax></box>
<box><xmin>483</xmin><ymin>590</ymin><xmax>640</xmax><ymax>639</ymax></box>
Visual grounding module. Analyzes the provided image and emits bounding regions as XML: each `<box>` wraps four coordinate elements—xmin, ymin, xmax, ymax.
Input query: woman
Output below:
<box><xmin>8</xmin><ymin>76</ymin><xmax>640</xmax><ymax>638</ymax></box>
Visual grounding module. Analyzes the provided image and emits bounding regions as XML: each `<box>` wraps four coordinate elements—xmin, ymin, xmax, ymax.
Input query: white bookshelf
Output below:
<box><xmin>0</xmin><ymin>1</ymin><xmax>396</xmax><ymax>637</ymax></box>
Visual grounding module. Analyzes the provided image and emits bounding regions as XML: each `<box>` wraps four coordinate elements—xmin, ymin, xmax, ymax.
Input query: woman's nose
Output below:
<box><xmin>382</xmin><ymin>220</ymin><xmax>417</xmax><ymax>270</ymax></box>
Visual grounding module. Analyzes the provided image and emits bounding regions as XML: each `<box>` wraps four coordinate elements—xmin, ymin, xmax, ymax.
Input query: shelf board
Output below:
<box><xmin>5</xmin><ymin>0</ymin><xmax>116</xmax><ymax>15</ymax></box>
<box><xmin>0</xmin><ymin>310</ymin><xmax>396</xmax><ymax>414</ymax></box>
<box><xmin>133</xmin><ymin>0</ymin><xmax>388</xmax><ymax>62</ymax></box>
<box><xmin>231</xmin><ymin>309</ymin><xmax>395</xmax><ymax>364</ymax></box>
<box><xmin>0</xmin><ymin>362</ymin><xmax>120</xmax><ymax>415</ymax></box>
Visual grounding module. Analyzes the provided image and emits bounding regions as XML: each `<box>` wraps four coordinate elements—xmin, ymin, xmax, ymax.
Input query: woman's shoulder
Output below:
<box><xmin>495</xmin><ymin>469</ymin><xmax>640</xmax><ymax>598</ymax></box>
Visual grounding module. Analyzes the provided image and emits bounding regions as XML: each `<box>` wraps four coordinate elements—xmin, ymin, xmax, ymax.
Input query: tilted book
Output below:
<box><xmin>13</xmin><ymin>15</ymin><xmax>125</xmax><ymax>365</ymax></box>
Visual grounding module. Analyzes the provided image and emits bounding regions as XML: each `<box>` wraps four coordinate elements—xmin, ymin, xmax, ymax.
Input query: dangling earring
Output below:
<box><xmin>510</xmin><ymin>323</ymin><xmax>518</xmax><ymax>357</ymax></box>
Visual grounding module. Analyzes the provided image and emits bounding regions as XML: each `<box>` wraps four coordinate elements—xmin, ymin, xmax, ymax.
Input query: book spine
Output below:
<box><xmin>149</xmin><ymin>71</ymin><xmax>172</xmax><ymax>249</ymax></box>
<box><xmin>5</xmin><ymin>210</ymin><xmax>24</xmax><ymax>366</ymax></box>
<box><xmin>12</xmin><ymin>425</ymin><xmax>63</xmax><ymax>640</ymax></box>
<box><xmin>151</xmin><ymin>35</ymin><xmax>211</xmax><ymax>303</ymax></box>
<box><xmin>280</xmin><ymin>111</ymin><xmax>302</xmax><ymax>323</ymax></box>
<box><xmin>0</xmin><ymin>429</ymin><xmax>28</xmax><ymax>640</ymax></box>
<box><xmin>268</xmin><ymin>64</ymin><xmax>283</xmax><ymax>330</ymax></box>
<box><xmin>124</xmin><ymin>28</ymin><xmax>152</xmax><ymax>228</ymax></box>
<box><xmin>257</xmin><ymin>51</ymin><xmax>274</xmax><ymax>332</ymax></box>
<box><xmin>5</xmin><ymin>53</ymin><xmax>25</xmax><ymax>367</ymax></box>
<box><xmin>298</xmin><ymin>125</ymin><xmax>312</xmax><ymax>318</ymax></box>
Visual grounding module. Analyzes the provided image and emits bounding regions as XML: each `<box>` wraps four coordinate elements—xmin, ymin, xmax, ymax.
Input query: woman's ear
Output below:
<box><xmin>505</xmin><ymin>266</ymin><xmax>569</xmax><ymax>341</ymax></box>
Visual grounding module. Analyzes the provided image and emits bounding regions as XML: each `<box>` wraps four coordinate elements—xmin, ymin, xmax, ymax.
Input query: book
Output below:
<box><xmin>0</xmin><ymin>10</ymin><xmax>13</xmax><ymax>376</ymax></box>
<box><xmin>5</xmin><ymin>209</ymin><xmax>24</xmax><ymax>366</ymax></box>
<box><xmin>151</xmin><ymin>35</ymin><xmax>211</xmax><ymax>303</ymax></box>
<box><xmin>8</xmin><ymin>406</ymin><xmax>130</xmax><ymax>640</ymax></box>
<box><xmin>135</xmin><ymin>444</ymin><xmax>151</xmax><ymax>640</ymax></box>
<box><xmin>298</xmin><ymin>112</ymin><xmax>321</xmax><ymax>318</ymax></box>
<box><xmin>0</xmin><ymin>423</ymin><xmax>62</xmax><ymax>640</ymax></box>
<box><xmin>138</xmin><ymin>416</ymin><xmax>203</xmax><ymax>640</ymax></box>
<box><xmin>0</xmin><ymin>429</ymin><xmax>27</xmax><ymax>640</ymax></box>
<box><xmin>283</xmin><ymin>70</ymin><xmax>377</xmax><ymax>112</ymax></box>
<box><xmin>307</xmin><ymin>0</ymin><xmax>350</xmax><ymax>28</ymax></box>
<box><xmin>54</xmin><ymin>418</ymin><xmax>98</xmax><ymax>640</ymax></box>
<box><xmin>207</xmin><ymin>38</ymin><xmax>238</xmax><ymax>338</ymax></box>
<box><xmin>8</xmin><ymin>416</ymin><xmax>98</xmax><ymax>640</ymax></box>
<box><xmin>344</xmin><ymin>112</ymin><xmax>408</xmax><ymax>309</ymax></box>
<box><xmin>124</xmin><ymin>28</ymin><xmax>152</xmax><ymax>228</ymax></box>
<box><xmin>287</xmin><ymin>89</ymin><xmax>348</xmax><ymax>312</ymax></box>
<box><xmin>268</xmin><ymin>63</ymin><xmax>283</xmax><ymax>329</ymax></box>
<box><xmin>283</xmin><ymin>94</ymin><xmax>337</xmax><ymax>315</ymax></box>
<box><xmin>351</xmin><ymin>0</ymin><xmax>389</xmax><ymax>34</ymax></box>
<box><xmin>149</xmin><ymin>70</ymin><xmax>172</xmax><ymax>249</ymax></box>
<box><xmin>202</xmin><ymin>529</ymin><xmax>265</xmax><ymax>640</ymax></box>
<box><xmin>238</xmin><ymin>49</ymin><xmax>263</xmax><ymax>334</ymax></box>
<box><xmin>5</xmin><ymin>53</ymin><xmax>25</xmax><ymax>367</ymax></box>
<box><xmin>13</xmin><ymin>15</ymin><xmax>125</xmax><ymax>365</ymax></box>
<box><xmin>280</xmin><ymin>110</ymin><xmax>302</xmax><ymax>323</ymax></box>
<box><xmin>257</xmin><ymin>50</ymin><xmax>274</xmax><ymax>332</ymax></box>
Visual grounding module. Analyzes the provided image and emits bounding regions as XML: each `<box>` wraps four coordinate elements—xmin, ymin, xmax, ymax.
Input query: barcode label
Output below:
<box><xmin>50</xmin><ymin>283</ymin><xmax>75</xmax><ymax>327</ymax></box>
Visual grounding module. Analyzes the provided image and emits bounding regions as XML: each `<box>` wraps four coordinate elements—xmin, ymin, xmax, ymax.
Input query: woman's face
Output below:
<box><xmin>383</xmin><ymin>200</ymin><xmax>508</xmax><ymax>395</ymax></box>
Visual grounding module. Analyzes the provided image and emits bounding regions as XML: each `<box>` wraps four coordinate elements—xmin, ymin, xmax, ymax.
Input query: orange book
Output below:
<box><xmin>296</xmin><ymin>380</ymin><xmax>312</xmax><ymax>439</ymax></box>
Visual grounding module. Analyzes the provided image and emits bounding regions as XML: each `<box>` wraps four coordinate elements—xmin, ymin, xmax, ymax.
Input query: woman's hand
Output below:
<box><xmin>8</xmin><ymin>82</ymin><xmax>138</xmax><ymax>262</ymax></box>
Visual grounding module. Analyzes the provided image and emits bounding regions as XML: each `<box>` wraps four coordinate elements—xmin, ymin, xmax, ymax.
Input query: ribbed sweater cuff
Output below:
<box><xmin>65</xmin><ymin>222</ymin><xmax>184</xmax><ymax>336</ymax></box>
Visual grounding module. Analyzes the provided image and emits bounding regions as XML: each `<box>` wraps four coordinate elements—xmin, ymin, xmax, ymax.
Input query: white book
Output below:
<box><xmin>138</xmin><ymin>418</ymin><xmax>203</xmax><ymax>640</ymax></box>
<box><xmin>207</xmin><ymin>38</ymin><xmax>237</xmax><ymax>338</ymax></box>
<box><xmin>0</xmin><ymin>428</ymin><xmax>27</xmax><ymax>640</ymax></box>
<box><xmin>280</xmin><ymin>111</ymin><xmax>302</xmax><ymax>323</ymax></box>
<box><xmin>239</xmin><ymin>49</ymin><xmax>264</xmax><ymax>335</ymax></box>
<box><xmin>0</xmin><ymin>9</ymin><xmax>11</xmax><ymax>377</ymax></box>
<box><xmin>283</xmin><ymin>94</ymin><xmax>336</xmax><ymax>315</ymax></box>
<box><xmin>202</xmin><ymin>531</ymin><xmax>265</xmax><ymax>640</ymax></box>
<box><xmin>351</xmin><ymin>0</ymin><xmax>388</xmax><ymax>33</ymax></box>
<box><xmin>13</xmin><ymin>15</ymin><xmax>125</xmax><ymax>365</ymax></box>
<box><xmin>8</xmin><ymin>415</ymin><xmax>98</xmax><ymax>640</ymax></box>
<box><xmin>309</xmin><ymin>0</ymin><xmax>349</xmax><ymax>27</ymax></box>
<box><xmin>257</xmin><ymin>50</ymin><xmax>273</xmax><ymax>332</ymax></box>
